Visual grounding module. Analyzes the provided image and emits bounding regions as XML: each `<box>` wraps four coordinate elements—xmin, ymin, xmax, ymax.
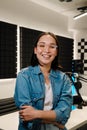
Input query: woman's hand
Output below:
<box><xmin>19</xmin><ymin>106</ymin><xmax>64</xmax><ymax>129</ymax></box>
<box><xmin>19</xmin><ymin>105</ymin><xmax>38</xmax><ymax>121</ymax></box>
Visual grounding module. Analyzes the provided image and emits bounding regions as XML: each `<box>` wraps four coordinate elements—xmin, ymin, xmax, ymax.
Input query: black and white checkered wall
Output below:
<box><xmin>78</xmin><ymin>38</ymin><xmax>87</xmax><ymax>74</ymax></box>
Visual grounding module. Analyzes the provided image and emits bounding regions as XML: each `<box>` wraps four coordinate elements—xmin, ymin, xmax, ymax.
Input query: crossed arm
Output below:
<box><xmin>19</xmin><ymin>105</ymin><xmax>64</xmax><ymax>129</ymax></box>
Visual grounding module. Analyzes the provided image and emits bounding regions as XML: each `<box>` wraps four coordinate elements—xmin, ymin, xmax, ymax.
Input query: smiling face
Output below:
<box><xmin>34</xmin><ymin>34</ymin><xmax>58</xmax><ymax>67</ymax></box>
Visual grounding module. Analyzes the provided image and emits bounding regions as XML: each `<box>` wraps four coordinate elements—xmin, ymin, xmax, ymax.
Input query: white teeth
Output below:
<box><xmin>42</xmin><ymin>54</ymin><xmax>50</xmax><ymax>58</ymax></box>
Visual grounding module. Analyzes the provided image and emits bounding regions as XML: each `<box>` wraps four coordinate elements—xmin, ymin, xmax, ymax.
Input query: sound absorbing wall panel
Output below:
<box><xmin>0</xmin><ymin>21</ymin><xmax>17</xmax><ymax>79</ymax></box>
<box><xmin>57</xmin><ymin>36</ymin><xmax>73</xmax><ymax>72</ymax></box>
<box><xmin>78</xmin><ymin>38</ymin><xmax>87</xmax><ymax>74</ymax></box>
<box><xmin>20</xmin><ymin>27</ymin><xmax>42</xmax><ymax>69</ymax></box>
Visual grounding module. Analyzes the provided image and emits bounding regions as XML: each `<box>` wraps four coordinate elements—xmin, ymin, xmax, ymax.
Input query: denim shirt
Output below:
<box><xmin>14</xmin><ymin>65</ymin><xmax>72</xmax><ymax>130</ymax></box>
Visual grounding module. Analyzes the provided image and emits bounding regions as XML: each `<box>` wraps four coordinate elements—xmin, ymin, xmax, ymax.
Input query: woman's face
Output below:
<box><xmin>34</xmin><ymin>34</ymin><xmax>58</xmax><ymax>66</ymax></box>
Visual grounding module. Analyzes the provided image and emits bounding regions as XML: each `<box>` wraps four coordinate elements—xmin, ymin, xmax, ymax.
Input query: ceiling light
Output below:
<box><xmin>74</xmin><ymin>12</ymin><xmax>87</xmax><ymax>20</ymax></box>
<box><xmin>59</xmin><ymin>0</ymin><xmax>64</xmax><ymax>2</ymax></box>
<box><xmin>65</xmin><ymin>0</ymin><xmax>72</xmax><ymax>2</ymax></box>
<box><xmin>59</xmin><ymin>0</ymin><xmax>72</xmax><ymax>2</ymax></box>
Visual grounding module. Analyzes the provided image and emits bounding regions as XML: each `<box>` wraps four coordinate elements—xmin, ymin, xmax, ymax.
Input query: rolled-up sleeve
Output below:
<box><xmin>14</xmin><ymin>71</ymin><xmax>32</xmax><ymax>108</ymax></box>
<box><xmin>54</xmin><ymin>74</ymin><xmax>73</xmax><ymax>124</ymax></box>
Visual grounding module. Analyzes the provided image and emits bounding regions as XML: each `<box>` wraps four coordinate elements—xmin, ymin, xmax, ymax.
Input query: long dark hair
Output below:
<box><xmin>31</xmin><ymin>32</ymin><xmax>59</xmax><ymax>70</ymax></box>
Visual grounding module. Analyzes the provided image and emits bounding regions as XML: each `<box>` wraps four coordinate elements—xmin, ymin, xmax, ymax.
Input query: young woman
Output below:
<box><xmin>14</xmin><ymin>32</ymin><xmax>72</xmax><ymax>130</ymax></box>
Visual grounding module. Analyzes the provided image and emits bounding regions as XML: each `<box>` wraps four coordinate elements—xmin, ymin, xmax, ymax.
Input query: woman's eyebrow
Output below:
<box><xmin>38</xmin><ymin>42</ymin><xmax>56</xmax><ymax>45</ymax></box>
<box><xmin>50</xmin><ymin>43</ymin><xmax>57</xmax><ymax>45</ymax></box>
<box><xmin>38</xmin><ymin>42</ymin><xmax>45</xmax><ymax>44</ymax></box>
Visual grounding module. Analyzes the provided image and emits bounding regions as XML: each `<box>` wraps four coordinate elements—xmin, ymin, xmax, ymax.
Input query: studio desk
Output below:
<box><xmin>0</xmin><ymin>106</ymin><xmax>87</xmax><ymax>130</ymax></box>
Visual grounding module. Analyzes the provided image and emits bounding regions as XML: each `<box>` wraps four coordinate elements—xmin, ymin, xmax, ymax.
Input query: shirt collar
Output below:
<box><xmin>50</xmin><ymin>69</ymin><xmax>58</xmax><ymax>78</ymax></box>
<box><xmin>33</xmin><ymin>65</ymin><xmax>42</xmax><ymax>74</ymax></box>
<box><xmin>33</xmin><ymin>65</ymin><xmax>58</xmax><ymax>78</ymax></box>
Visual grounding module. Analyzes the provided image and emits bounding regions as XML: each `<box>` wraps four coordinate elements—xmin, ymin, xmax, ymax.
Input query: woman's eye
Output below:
<box><xmin>50</xmin><ymin>45</ymin><xmax>57</xmax><ymax>49</ymax></box>
<box><xmin>50</xmin><ymin>45</ymin><xmax>55</xmax><ymax>48</ymax></box>
<box><xmin>37</xmin><ymin>44</ymin><xmax>58</xmax><ymax>49</ymax></box>
<box><xmin>39</xmin><ymin>44</ymin><xmax>45</xmax><ymax>47</ymax></box>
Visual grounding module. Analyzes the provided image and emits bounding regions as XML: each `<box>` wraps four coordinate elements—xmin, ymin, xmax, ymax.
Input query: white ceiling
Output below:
<box><xmin>29</xmin><ymin>0</ymin><xmax>87</xmax><ymax>30</ymax></box>
<box><xmin>0</xmin><ymin>0</ymin><xmax>87</xmax><ymax>32</ymax></box>
<box><xmin>30</xmin><ymin>0</ymin><xmax>87</xmax><ymax>17</ymax></box>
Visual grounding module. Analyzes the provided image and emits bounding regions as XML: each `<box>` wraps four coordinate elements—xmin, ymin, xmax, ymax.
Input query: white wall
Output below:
<box><xmin>0</xmin><ymin>79</ymin><xmax>16</xmax><ymax>99</ymax></box>
<box><xmin>0</xmin><ymin>0</ymin><xmax>73</xmax><ymax>38</ymax></box>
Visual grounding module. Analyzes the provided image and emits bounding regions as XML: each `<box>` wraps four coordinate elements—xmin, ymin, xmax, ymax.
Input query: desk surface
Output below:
<box><xmin>66</xmin><ymin>106</ymin><xmax>87</xmax><ymax>130</ymax></box>
<box><xmin>0</xmin><ymin>107</ymin><xmax>87</xmax><ymax>130</ymax></box>
<box><xmin>0</xmin><ymin>112</ymin><xmax>19</xmax><ymax>130</ymax></box>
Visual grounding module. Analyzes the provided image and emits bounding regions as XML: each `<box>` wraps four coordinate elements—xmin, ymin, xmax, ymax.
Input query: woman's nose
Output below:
<box><xmin>44</xmin><ymin>45</ymin><xmax>50</xmax><ymax>52</ymax></box>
